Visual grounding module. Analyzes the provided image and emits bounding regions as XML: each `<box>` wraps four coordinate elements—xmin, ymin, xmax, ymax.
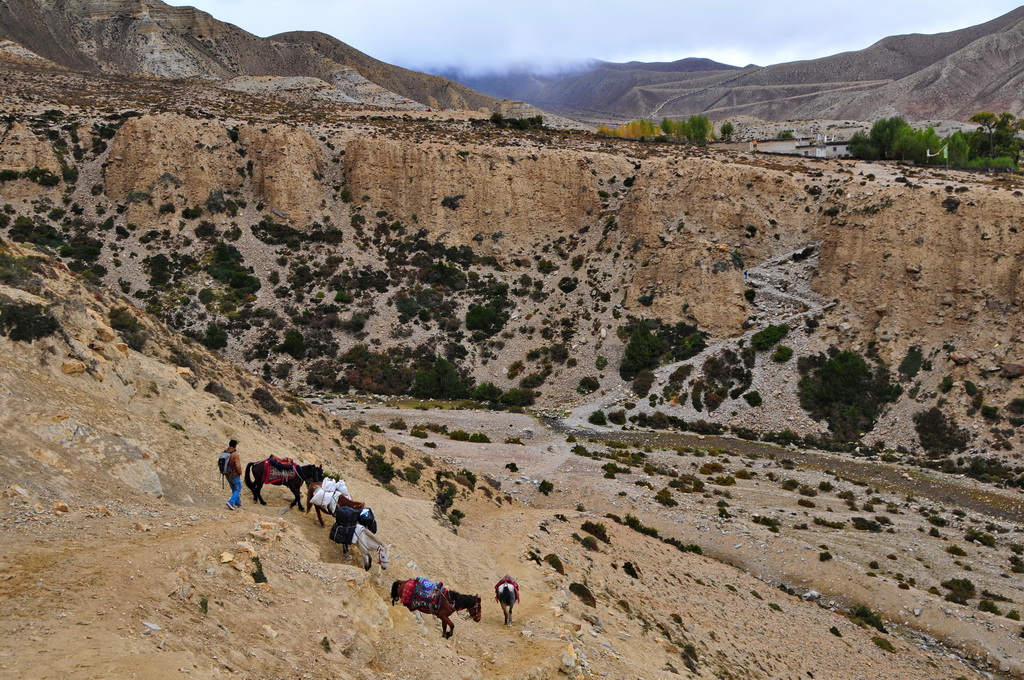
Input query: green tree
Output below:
<box><xmin>202</xmin><ymin>322</ymin><xmax>228</xmax><ymax>350</ymax></box>
<box><xmin>797</xmin><ymin>350</ymin><xmax>901</xmax><ymax>441</ymax></box>
<box><xmin>869</xmin><ymin>117</ymin><xmax>912</xmax><ymax>160</ymax></box>
<box><xmin>619</xmin><ymin>322</ymin><xmax>664</xmax><ymax>380</ymax></box>
<box><xmin>279</xmin><ymin>329</ymin><xmax>306</xmax><ymax>359</ymax></box>
<box><xmin>465</xmin><ymin>304</ymin><xmax>504</xmax><ymax>336</ymax></box>
<box><xmin>719</xmin><ymin>121</ymin><xmax>734</xmax><ymax>141</ymax></box>
<box><xmin>685</xmin><ymin>115</ymin><xmax>712</xmax><ymax>144</ymax></box>
<box><xmin>848</xmin><ymin>130</ymin><xmax>878</xmax><ymax>160</ymax></box>
<box><xmin>471</xmin><ymin>381</ymin><xmax>502</xmax><ymax>402</ymax></box>
<box><xmin>970</xmin><ymin>111</ymin><xmax>998</xmax><ymax>156</ymax></box>
<box><xmin>412</xmin><ymin>356</ymin><xmax>469</xmax><ymax>399</ymax></box>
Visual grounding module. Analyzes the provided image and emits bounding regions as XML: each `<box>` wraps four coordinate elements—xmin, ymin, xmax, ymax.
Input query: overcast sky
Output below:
<box><xmin>166</xmin><ymin>1</ymin><xmax>1024</xmax><ymax>73</ymax></box>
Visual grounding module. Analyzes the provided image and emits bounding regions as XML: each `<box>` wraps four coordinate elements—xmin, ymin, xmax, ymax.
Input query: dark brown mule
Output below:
<box><xmin>391</xmin><ymin>579</ymin><xmax>482</xmax><ymax>639</ymax></box>
<box><xmin>244</xmin><ymin>461</ymin><xmax>323</xmax><ymax>511</ymax></box>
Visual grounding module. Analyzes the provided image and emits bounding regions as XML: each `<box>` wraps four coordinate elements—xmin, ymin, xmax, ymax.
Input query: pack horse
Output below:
<box><xmin>244</xmin><ymin>458</ymin><xmax>323</xmax><ymax>511</ymax></box>
<box><xmin>391</xmin><ymin>577</ymin><xmax>481</xmax><ymax>638</ymax></box>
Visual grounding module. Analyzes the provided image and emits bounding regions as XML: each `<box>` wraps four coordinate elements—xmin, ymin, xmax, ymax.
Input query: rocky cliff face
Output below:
<box><xmin>3</xmin><ymin>62</ymin><xmax>1024</xmax><ymax>464</ymax></box>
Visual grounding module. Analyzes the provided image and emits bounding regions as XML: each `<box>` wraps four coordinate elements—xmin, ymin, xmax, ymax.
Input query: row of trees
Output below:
<box><xmin>598</xmin><ymin>115</ymin><xmax>717</xmax><ymax>144</ymax></box>
<box><xmin>849</xmin><ymin>113</ymin><xmax>1023</xmax><ymax>169</ymax></box>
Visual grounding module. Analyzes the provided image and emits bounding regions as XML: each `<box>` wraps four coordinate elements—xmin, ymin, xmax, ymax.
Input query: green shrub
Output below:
<box><xmin>850</xmin><ymin>605</ymin><xmax>887</xmax><ymax>633</ymax></box>
<box><xmin>251</xmin><ymin>388</ymin><xmax>283</xmax><ymax>414</ymax></box>
<box><xmin>964</xmin><ymin>529</ymin><xmax>996</xmax><ymax>547</ymax></box>
<box><xmin>279</xmin><ymin>329</ymin><xmax>306</xmax><ymax>359</ymax></box>
<box><xmin>743</xmin><ymin>391</ymin><xmax>762</xmax><ymax>407</ymax></box>
<box><xmin>577</xmin><ymin>376</ymin><xmax>600</xmax><ymax>394</ymax></box>
<box><xmin>655</xmin><ymin>488</ymin><xmax>677</xmax><ymax>506</ymax></box>
<box><xmin>913</xmin><ymin>407</ymin><xmax>969</xmax><ymax>457</ymax></box>
<box><xmin>465</xmin><ymin>304</ymin><xmax>505</xmax><ymax>336</ymax></box>
<box><xmin>941</xmin><ymin>577</ymin><xmax>976</xmax><ymax>604</ymax></box>
<box><xmin>588</xmin><ymin>410</ymin><xmax>607</xmax><ymax>426</ymax></box>
<box><xmin>751</xmin><ymin>324</ymin><xmax>789</xmax><ymax>351</ymax></box>
<box><xmin>851</xmin><ymin>517</ymin><xmax>882</xmax><ymax>532</ymax></box>
<box><xmin>978</xmin><ymin>599</ymin><xmax>1002</xmax><ymax>615</ymax></box>
<box><xmin>872</xmin><ymin>637</ymin><xmax>895</xmax><ymax>653</ymax></box>
<box><xmin>632</xmin><ymin>369</ymin><xmax>655</xmax><ymax>397</ymax></box>
<box><xmin>619</xmin><ymin>322</ymin><xmax>663</xmax><ymax>379</ymax></box>
<box><xmin>798</xmin><ymin>350</ymin><xmax>901</xmax><ymax>441</ymax></box>
<box><xmin>403</xmin><ymin>466</ymin><xmax>421</xmax><ymax>484</ymax></box>
<box><xmin>624</xmin><ymin>514</ymin><xmax>659</xmax><ymax>537</ymax></box>
<box><xmin>538</xmin><ymin>480</ymin><xmax>554</xmax><ymax>495</ymax></box>
<box><xmin>544</xmin><ymin>553</ymin><xmax>564</xmax><ymax>574</ymax></box>
<box><xmin>898</xmin><ymin>346</ymin><xmax>924</xmax><ymax>379</ymax></box>
<box><xmin>412</xmin><ymin>356</ymin><xmax>469</xmax><ymax>399</ymax></box>
<box><xmin>753</xmin><ymin>516</ymin><xmax>780</xmax><ymax>533</ymax></box>
<box><xmin>771</xmin><ymin>345</ymin><xmax>793</xmax><ymax>362</ymax></box>
<box><xmin>581</xmin><ymin>521</ymin><xmax>610</xmax><ymax>544</ymax></box>
<box><xmin>202</xmin><ymin>322</ymin><xmax>228</xmax><ymax>350</ymax></box>
<box><xmin>0</xmin><ymin>302</ymin><xmax>60</xmax><ymax>343</ymax></box>
<box><xmin>365</xmin><ymin>453</ymin><xmax>395</xmax><ymax>483</ymax></box>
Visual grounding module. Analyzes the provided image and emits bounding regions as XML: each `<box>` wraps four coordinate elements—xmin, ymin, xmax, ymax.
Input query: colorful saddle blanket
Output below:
<box><xmin>260</xmin><ymin>459</ymin><xmax>296</xmax><ymax>484</ymax></box>
<box><xmin>401</xmin><ymin>578</ymin><xmax>444</xmax><ymax>613</ymax></box>
<box><xmin>496</xmin><ymin>576</ymin><xmax>520</xmax><ymax>603</ymax></box>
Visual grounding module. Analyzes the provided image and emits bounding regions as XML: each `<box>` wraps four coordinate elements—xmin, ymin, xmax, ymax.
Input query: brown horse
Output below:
<box><xmin>306</xmin><ymin>482</ymin><xmax>364</xmax><ymax>527</ymax></box>
<box><xmin>391</xmin><ymin>579</ymin><xmax>482</xmax><ymax>639</ymax></box>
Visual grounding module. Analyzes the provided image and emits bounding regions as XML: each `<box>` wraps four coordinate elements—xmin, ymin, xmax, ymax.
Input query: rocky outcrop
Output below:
<box><xmin>104</xmin><ymin>113</ymin><xmax>244</xmax><ymax>209</ymax></box>
<box><xmin>104</xmin><ymin>113</ymin><xmax>328</xmax><ymax>224</ymax></box>
<box><xmin>0</xmin><ymin>122</ymin><xmax>61</xmax><ymax>173</ymax></box>
<box><xmin>344</xmin><ymin>137</ymin><xmax>620</xmax><ymax>243</ymax></box>
<box><xmin>241</xmin><ymin>123</ymin><xmax>327</xmax><ymax>225</ymax></box>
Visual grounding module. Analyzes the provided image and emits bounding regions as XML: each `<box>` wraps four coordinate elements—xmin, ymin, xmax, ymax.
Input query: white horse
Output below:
<box><xmin>351</xmin><ymin>525</ymin><xmax>392</xmax><ymax>572</ymax></box>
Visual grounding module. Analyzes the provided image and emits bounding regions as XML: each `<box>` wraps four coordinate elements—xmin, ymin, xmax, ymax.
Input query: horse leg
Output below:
<box><xmin>290</xmin><ymin>480</ymin><xmax>303</xmax><ymax>511</ymax></box>
<box><xmin>501</xmin><ymin>601</ymin><xmax>510</xmax><ymax>625</ymax></box>
<box><xmin>314</xmin><ymin>504</ymin><xmax>325</xmax><ymax>527</ymax></box>
<box><xmin>440</xmin><ymin>613</ymin><xmax>453</xmax><ymax>638</ymax></box>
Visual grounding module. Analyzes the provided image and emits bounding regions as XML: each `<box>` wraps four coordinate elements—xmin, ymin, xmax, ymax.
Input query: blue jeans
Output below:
<box><xmin>228</xmin><ymin>476</ymin><xmax>242</xmax><ymax>507</ymax></box>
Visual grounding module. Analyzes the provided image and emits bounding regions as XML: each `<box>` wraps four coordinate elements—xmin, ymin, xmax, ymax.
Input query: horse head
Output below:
<box><xmin>469</xmin><ymin>595</ymin><xmax>482</xmax><ymax>622</ymax></box>
<box><xmin>377</xmin><ymin>543</ymin><xmax>390</xmax><ymax>570</ymax></box>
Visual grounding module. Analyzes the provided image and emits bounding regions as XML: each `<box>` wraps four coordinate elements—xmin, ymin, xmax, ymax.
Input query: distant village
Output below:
<box><xmin>722</xmin><ymin>134</ymin><xmax>852</xmax><ymax>158</ymax></box>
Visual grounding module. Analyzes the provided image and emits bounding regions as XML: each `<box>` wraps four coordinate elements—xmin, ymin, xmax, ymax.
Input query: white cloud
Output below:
<box><xmin>166</xmin><ymin>1</ymin><xmax>1024</xmax><ymax>72</ymax></box>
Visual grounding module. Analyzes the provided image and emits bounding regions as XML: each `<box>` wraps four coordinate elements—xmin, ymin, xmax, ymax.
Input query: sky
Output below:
<box><xmin>165</xmin><ymin>1</ymin><xmax>1024</xmax><ymax>74</ymax></box>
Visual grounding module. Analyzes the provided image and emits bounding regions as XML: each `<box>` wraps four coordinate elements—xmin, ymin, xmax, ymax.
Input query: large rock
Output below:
<box><xmin>1000</xmin><ymin>363</ymin><xmax>1024</xmax><ymax>378</ymax></box>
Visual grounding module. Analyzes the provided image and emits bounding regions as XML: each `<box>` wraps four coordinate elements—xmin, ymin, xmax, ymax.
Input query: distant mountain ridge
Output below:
<box><xmin>0</xmin><ymin>0</ymin><xmax>508</xmax><ymax>111</ymax></box>
<box><xmin>441</xmin><ymin>7</ymin><xmax>1024</xmax><ymax>122</ymax></box>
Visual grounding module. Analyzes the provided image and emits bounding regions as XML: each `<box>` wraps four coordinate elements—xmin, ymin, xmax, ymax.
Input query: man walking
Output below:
<box><xmin>224</xmin><ymin>439</ymin><xmax>242</xmax><ymax>510</ymax></box>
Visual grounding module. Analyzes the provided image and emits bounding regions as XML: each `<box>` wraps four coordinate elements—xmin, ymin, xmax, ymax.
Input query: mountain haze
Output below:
<box><xmin>444</xmin><ymin>6</ymin><xmax>1024</xmax><ymax>122</ymax></box>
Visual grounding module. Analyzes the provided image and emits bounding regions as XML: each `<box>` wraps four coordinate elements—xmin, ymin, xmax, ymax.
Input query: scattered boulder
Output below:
<box><xmin>1000</xmin><ymin>363</ymin><xmax>1024</xmax><ymax>378</ymax></box>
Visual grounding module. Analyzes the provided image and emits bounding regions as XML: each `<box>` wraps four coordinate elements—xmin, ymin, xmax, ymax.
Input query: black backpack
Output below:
<box><xmin>218</xmin><ymin>450</ymin><xmax>232</xmax><ymax>475</ymax></box>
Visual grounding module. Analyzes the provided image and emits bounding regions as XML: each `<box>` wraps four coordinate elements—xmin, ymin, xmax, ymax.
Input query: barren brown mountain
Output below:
<box><xmin>448</xmin><ymin>7</ymin><xmax>1024</xmax><ymax>123</ymax></box>
<box><xmin>0</xmin><ymin>0</ymin><xmax>511</xmax><ymax>111</ymax></box>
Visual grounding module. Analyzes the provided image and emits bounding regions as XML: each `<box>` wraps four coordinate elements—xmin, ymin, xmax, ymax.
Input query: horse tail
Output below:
<box><xmin>390</xmin><ymin>580</ymin><xmax>402</xmax><ymax>605</ymax></box>
<box><xmin>244</xmin><ymin>461</ymin><xmax>256</xmax><ymax>491</ymax></box>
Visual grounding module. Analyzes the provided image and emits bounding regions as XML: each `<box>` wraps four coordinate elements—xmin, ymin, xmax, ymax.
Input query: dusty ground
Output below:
<box><xmin>330</xmin><ymin>400</ymin><xmax>1024</xmax><ymax>677</ymax></box>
